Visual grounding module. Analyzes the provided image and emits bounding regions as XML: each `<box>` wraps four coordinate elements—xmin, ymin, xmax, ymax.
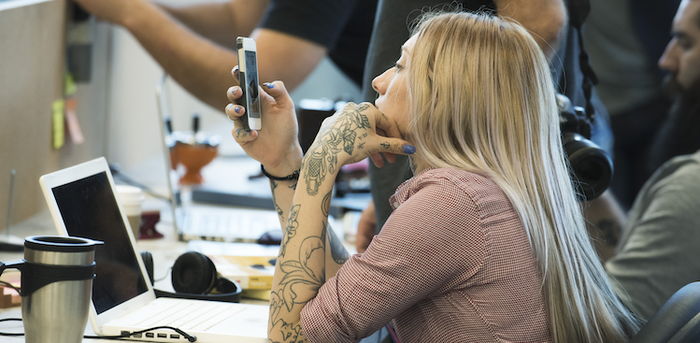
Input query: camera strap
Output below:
<box><xmin>567</xmin><ymin>0</ymin><xmax>599</xmax><ymax>121</ymax></box>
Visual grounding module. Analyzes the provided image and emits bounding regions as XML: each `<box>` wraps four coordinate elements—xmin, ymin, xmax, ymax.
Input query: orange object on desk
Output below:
<box><xmin>173</xmin><ymin>143</ymin><xmax>218</xmax><ymax>185</ymax></box>
<box><xmin>0</xmin><ymin>272</ymin><xmax>21</xmax><ymax>308</ymax></box>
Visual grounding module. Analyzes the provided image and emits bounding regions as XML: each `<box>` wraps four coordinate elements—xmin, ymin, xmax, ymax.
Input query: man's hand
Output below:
<box><xmin>495</xmin><ymin>0</ymin><xmax>567</xmax><ymax>61</ymax></box>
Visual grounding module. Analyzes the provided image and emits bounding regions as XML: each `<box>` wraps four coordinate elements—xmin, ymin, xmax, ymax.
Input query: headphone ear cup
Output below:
<box><xmin>140</xmin><ymin>251</ymin><xmax>155</xmax><ymax>286</ymax></box>
<box><xmin>171</xmin><ymin>251</ymin><xmax>217</xmax><ymax>294</ymax></box>
<box><xmin>211</xmin><ymin>276</ymin><xmax>239</xmax><ymax>295</ymax></box>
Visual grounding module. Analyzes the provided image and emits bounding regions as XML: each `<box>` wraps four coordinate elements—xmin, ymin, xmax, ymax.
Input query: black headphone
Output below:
<box><xmin>140</xmin><ymin>251</ymin><xmax>241</xmax><ymax>303</ymax></box>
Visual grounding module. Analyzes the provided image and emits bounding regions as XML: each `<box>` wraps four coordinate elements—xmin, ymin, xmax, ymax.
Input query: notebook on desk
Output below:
<box><xmin>155</xmin><ymin>74</ymin><xmax>281</xmax><ymax>243</ymax></box>
<box><xmin>39</xmin><ymin>157</ymin><xmax>268</xmax><ymax>343</ymax></box>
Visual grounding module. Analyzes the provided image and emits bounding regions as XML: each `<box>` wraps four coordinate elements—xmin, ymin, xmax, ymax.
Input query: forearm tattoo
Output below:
<box><xmin>321</xmin><ymin>190</ymin><xmax>349</xmax><ymax>265</ymax></box>
<box><xmin>269</xmin><ymin>204</ymin><xmax>327</xmax><ymax>343</ymax></box>
<box><xmin>301</xmin><ymin>104</ymin><xmax>372</xmax><ymax>196</ymax></box>
<box><xmin>321</xmin><ymin>191</ymin><xmax>332</xmax><ymax>217</ymax></box>
<box><xmin>270</xmin><ymin>179</ymin><xmax>284</xmax><ymax>218</ymax></box>
<box><xmin>279</xmin><ymin>204</ymin><xmax>301</xmax><ymax>258</ymax></box>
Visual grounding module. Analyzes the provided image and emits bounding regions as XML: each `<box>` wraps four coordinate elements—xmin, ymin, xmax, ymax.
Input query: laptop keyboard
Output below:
<box><xmin>130</xmin><ymin>300</ymin><xmax>246</xmax><ymax>332</ymax></box>
<box><xmin>179</xmin><ymin>207</ymin><xmax>281</xmax><ymax>242</ymax></box>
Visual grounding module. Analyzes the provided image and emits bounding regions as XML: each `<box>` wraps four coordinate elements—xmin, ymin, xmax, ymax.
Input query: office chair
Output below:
<box><xmin>630</xmin><ymin>282</ymin><xmax>700</xmax><ymax>343</ymax></box>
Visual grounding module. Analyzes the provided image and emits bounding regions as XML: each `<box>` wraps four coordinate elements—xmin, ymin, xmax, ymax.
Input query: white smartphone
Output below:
<box><xmin>236</xmin><ymin>36</ymin><xmax>262</xmax><ymax>131</ymax></box>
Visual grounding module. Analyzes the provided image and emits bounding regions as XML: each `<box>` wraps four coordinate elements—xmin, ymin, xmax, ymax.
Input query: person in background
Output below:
<box><xmin>71</xmin><ymin>0</ymin><xmax>376</xmax><ymax>110</ymax></box>
<box><xmin>584</xmin><ymin>0</ymin><xmax>700</xmax><ymax>321</ymax></box>
<box><xmin>583</xmin><ymin>0</ymin><xmax>680</xmax><ymax>209</ymax></box>
<box><xmin>227</xmin><ymin>11</ymin><xmax>640</xmax><ymax>343</ymax></box>
<box><xmin>356</xmin><ymin>0</ymin><xmax>614</xmax><ymax>253</ymax></box>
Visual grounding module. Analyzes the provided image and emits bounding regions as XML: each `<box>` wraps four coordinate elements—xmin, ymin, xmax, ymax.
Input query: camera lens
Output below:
<box><xmin>562</xmin><ymin>133</ymin><xmax>613</xmax><ymax>201</ymax></box>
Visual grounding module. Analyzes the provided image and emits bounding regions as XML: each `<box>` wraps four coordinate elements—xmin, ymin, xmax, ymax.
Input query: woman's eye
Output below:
<box><xmin>394</xmin><ymin>63</ymin><xmax>404</xmax><ymax>72</ymax></box>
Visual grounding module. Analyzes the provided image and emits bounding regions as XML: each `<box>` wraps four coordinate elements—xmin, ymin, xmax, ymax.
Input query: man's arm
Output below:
<box><xmin>159</xmin><ymin>0</ymin><xmax>269</xmax><ymax>48</ymax></box>
<box><xmin>581</xmin><ymin>190</ymin><xmax>627</xmax><ymax>262</ymax></box>
<box><xmin>495</xmin><ymin>0</ymin><xmax>568</xmax><ymax>60</ymax></box>
<box><xmin>73</xmin><ymin>0</ymin><xmax>327</xmax><ymax>110</ymax></box>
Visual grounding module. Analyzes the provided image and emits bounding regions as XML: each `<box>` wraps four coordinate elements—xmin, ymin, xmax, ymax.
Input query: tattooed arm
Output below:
<box><xmin>267</xmin><ymin>102</ymin><xmax>412</xmax><ymax>342</ymax></box>
<box><xmin>227</xmin><ymin>83</ymin><xmax>412</xmax><ymax>341</ymax></box>
<box><xmin>581</xmin><ymin>190</ymin><xmax>628</xmax><ymax>262</ymax></box>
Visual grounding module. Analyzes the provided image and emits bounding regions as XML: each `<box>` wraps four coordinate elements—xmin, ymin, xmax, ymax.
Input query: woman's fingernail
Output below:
<box><xmin>235</xmin><ymin>106</ymin><xmax>242</xmax><ymax>114</ymax></box>
<box><xmin>403</xmin><ymin>145</ymin><xmax>416</xmax><ymax>154</ymax></box>
<box><xmin>225</xmin><ymin>103</ymin><xmax>234</xmax><ymax>112</ymax></box>
<box><xmin>263</xmin><ymin>82</ymin><xmax>274</xmax><ymax>89</ymax></box>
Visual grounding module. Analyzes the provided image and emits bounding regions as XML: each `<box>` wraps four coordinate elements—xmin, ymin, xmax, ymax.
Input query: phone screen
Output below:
<box><xmin>245</xmin><ymin>50</ymin><xmax>261</xmax><ymax>119</ymax></box>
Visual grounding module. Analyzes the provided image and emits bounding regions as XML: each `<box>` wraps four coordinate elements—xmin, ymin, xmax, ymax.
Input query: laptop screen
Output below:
<box><xmin>51</xmin><ymin>171</ymin><xmax>148</xmax><ymax>314</ymax></box>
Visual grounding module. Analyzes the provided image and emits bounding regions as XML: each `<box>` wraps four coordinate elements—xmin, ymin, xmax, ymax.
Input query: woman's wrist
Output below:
<box><xmin>261</xmin><ymin>165</ymin><xmax>299</xmax><ymax>181</ymax></box>
<box><xmin>262</xmin><ymin>145</ymin><xmax>303</xmax><ymax>179</ymax></box>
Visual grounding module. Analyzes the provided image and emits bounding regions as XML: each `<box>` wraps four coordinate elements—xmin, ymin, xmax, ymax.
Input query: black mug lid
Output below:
<box><xmin>24</xmin><ymin>235</ymin><xmax>103</xmax><ymax>252</ymax></box>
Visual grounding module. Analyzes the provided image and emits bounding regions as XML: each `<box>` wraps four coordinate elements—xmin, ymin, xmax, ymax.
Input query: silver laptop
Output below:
<box><xmin>155</xmin><ymin>74</ymin><xmax>281</xmax><ymax>243</ymax></box>
<box><xmin>39</xmin><ymin>157</ymin><xmax>268</xmax><ymax>342</ymax></box>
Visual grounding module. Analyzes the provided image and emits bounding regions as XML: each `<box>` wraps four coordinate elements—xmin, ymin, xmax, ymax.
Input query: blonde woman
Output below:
<box><xmin>226</xmin><ymin>11</ymin><xmax>640</xmax><ymax>343</ymax></box>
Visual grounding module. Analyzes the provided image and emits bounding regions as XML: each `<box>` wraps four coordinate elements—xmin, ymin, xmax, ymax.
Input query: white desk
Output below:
<box><xmin>0</xmin><ymin>208</ymin><xmax>269</xmax><ymax>342</ymax></box>
<box><xmin>0</xmin><ymin>151</ymin><xmax>363</xmax><ymax>341</ymax></box>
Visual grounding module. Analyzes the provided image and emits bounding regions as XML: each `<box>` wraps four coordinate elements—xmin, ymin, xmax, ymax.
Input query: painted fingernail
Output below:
<box><xmin>403</xmin><ymin>145</ymin><xmax>416</xmax><ymax>154</ymax></box>
<box><xmin>263</xmin><ymin>82</ymin><xmax>274</xmax><ymax>89</ymax></box>
<box><xmin>235</xmin><ymin>106</ymin><xmax>242</xmax><ymax>113</ymax></box>
<box><xmin>225</xmin><ymin>103</ymin><xmax>234</xmax><ymax>112</ymax></box>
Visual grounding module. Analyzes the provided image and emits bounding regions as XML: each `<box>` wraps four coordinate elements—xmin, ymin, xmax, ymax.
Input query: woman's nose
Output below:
<box><xmin>372</xmin><ymin>71</ymin><xmax>388</xmax><ymax>94</ymax></box>
<box><xmin>372</xmin><ymin>77</ymin><xmax>381</xmax><ymax>94</ymax></box>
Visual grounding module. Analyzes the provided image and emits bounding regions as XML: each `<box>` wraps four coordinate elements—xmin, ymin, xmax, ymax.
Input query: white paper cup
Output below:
<box><xmin>116</xmin><ymin>185</ymin><xmax>144</xmax><ymax>239</ymax></box>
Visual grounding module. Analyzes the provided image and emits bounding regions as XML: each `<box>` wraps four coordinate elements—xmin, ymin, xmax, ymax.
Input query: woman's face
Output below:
<box><xmin>372</xmin><ymin>35</ymin><xmax>417</xmax><ymax>138</ymax></box>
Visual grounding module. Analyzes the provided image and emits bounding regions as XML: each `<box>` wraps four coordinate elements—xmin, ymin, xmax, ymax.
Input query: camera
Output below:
<box><xmin>556</xmin><ymin>94</ymin><xmax>613</xmax><ymax>201</ymax></box>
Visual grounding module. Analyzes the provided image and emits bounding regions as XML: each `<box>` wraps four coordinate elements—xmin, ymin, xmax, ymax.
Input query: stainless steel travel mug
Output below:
<box><xmin>0</xmin><ymin>236</ymin><xmax>100</xmax><ymax>343</ymax></box>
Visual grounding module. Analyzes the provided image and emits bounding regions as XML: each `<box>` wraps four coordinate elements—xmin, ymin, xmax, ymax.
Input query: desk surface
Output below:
<box><xmin>0</xmin><ymin>152</ymin><xmax>362</xmax><ymax>342</ymax></box>
<box><xmin>0</xmin><ymin>208</ymin><xmax>269</xmax><ymax>342</ymax></box>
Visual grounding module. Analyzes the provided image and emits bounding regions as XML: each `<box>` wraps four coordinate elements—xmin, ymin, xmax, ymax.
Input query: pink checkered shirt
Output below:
<box><xmin>301</xmin><ymin>168</ymin><xmax>552</xmax><ymax>343</ymax></box>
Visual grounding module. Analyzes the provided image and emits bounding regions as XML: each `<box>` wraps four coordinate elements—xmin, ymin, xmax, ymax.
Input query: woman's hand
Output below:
<box><xmin>226</xmin><ymin>66</ymin><xmax>303</xmax><ymax>177</ymax></box>
<box><xmin>300</xmin><ymin>102</ymin><xmax>414</xmax><ymax>196</ymax></box>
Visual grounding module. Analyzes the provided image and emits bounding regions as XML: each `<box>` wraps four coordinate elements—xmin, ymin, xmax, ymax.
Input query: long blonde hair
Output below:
<box><xmin>406</xmin><ymin>11</ymin><xmax>640</xmax><ymax>343</ymax></box>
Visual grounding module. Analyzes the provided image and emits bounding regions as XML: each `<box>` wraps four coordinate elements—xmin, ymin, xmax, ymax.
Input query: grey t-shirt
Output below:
<box><xmin>583</xmin><ymin>0</ymin><xmax>663</xmax><ymax>115</ymax></box>
<box><xmin>607</xmin><ymin>150</ymin><xmax>700</xmax><ymax>320</ymax></box>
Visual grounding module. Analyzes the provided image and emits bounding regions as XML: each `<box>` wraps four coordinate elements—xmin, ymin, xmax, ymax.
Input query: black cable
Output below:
<box><xmin>0</xmin><ymin>318</ymin><xmax>22</xmax><ymax>336</ymax></box>
<box><xmin>0</xmin><ymin>281</ymin><xmax>20</xmax><ymax>296</ymax></box>
<box><xmin>84</xmin><ymin>326</ymin><xmax>197</xmax><ymax>342</ymax></box>
<box><xmin>0</xmin><ymin>318</ymin><xmax>197</xmax><ymax>342</ymax></box>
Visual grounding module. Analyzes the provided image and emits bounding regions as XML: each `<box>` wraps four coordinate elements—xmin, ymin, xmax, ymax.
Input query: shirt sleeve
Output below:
<box><xmin>259</xmin><ymin>0</ymin><xmax>360</xmax><ymax>50</ymax></box>
<box><xmin>606</xmin><ymin>161</ymin><xmax>700</xmax><ymax>320</ymax></box>
<box><xmin>300</xmin><ymin>177</ymin><xmax>487</xmax><ymax>342</ymax></box>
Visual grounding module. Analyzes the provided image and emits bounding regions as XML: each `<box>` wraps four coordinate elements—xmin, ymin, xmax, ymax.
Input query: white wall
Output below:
<box><xmin>105</xmin><ymin>22</ymin><xmax>362</xmax><ymax>171</ymax></box>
